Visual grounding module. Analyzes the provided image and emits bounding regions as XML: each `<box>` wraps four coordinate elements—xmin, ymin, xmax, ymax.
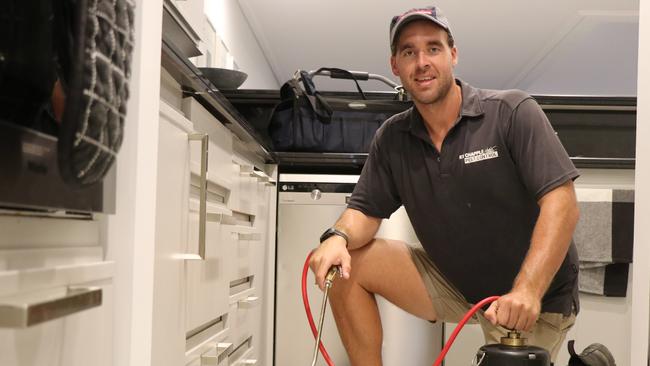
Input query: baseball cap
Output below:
<box><xmin>389</xmin><ymin>6</ymin><xmax>452</xmax><ymax>53</ymax></box>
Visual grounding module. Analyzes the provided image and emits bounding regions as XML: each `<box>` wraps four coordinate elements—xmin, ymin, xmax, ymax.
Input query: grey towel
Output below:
<box><xmin>578</xmin><ymin>263</ymin><xmax>629</xmax><ymax>297</ymax></box>
<box><xmin>574</xmin><ymin>189</ymin><xmax>634</xmax><ymax>263</ymax></box>
<box><xmin>574</xmin><ymin>188</ymin><xmax>634</xmax><ymax>297</ymax></box>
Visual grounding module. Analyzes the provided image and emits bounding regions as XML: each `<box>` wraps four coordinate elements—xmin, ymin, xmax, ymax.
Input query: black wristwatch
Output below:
<box><xmin>319</xmin><ymin>228</ymin><xmax>349</xmax><ymax>246</ymax></box>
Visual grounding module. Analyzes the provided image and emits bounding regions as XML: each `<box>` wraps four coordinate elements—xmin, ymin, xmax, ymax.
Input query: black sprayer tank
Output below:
<box><xmin>474</xmin><ymin>331</ymin><xmax>550</xmax><ymax>366</ymax></box>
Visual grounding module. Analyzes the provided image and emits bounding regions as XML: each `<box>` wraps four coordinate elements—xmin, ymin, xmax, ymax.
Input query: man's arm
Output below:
<box><xmin>485</xmin><ymin>180</ymin><xmax>579</xmax><ymax>331</ymax></box>
<box><xmin>310</xmin><ymin>208</ymin><xmax>382</xmax><ymax>290</ymax></box>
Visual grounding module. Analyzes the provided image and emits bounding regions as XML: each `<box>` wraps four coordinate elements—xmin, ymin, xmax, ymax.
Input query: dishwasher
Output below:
<box><xmin>275</xmin><ymin>173</ymin><xmax>443</xmax><ymax>366</ymax></box>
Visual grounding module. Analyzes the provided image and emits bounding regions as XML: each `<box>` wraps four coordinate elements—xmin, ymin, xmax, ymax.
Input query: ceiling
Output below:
<box><xmin>237</xmin><ymin>0</ymin><xmax>639</xmax><ymax>96</ymax></box>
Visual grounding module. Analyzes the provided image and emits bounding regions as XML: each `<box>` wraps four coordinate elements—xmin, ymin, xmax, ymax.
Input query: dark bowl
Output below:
<box><xmin>199</xmin><ymin>67</ymin><xmax>248</xmax><ymax>90</ymax></box>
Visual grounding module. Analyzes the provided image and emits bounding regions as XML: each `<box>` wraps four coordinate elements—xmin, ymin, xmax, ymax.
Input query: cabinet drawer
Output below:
<box><xmin>185</xmin><ymin>313</ymin><xmax>230</xmax><ymax>366</ymax></box>
<box><xmin>183</xmin><ymin>97</ymin><xmax>234</xmax><ymax>191</ymax></box>
<box><xmin>228</xmin><ymin>286</ymin><xmax>262</xmax><ymax>347</ymax></box>
<box><xmin>226</xmin><ymin>334</ymin><xmax>257</xmax><ymax>366</ymax></box>
<box><xmin>230</xmin><ymin>159</ymin><xmax>259</xmax><ymax>216</ymax></box>
<box><xmin>0</xmin><ymin>279</ymin><xmax>113</xmax><ymax>366</ymax></box>
<box><xmin>222</xmin><ymin>224</ymin><xmax>264</xmax><ymax>282</ymax></box>
<box><xmin>230</xmin><ymin>346</ymin><xmax>257</xmax><ymax>366</ymax></box>
<box><xmin>185</xmin><ymin>219</ymin><xmax>230</xmax><ymax>333</ymax></box>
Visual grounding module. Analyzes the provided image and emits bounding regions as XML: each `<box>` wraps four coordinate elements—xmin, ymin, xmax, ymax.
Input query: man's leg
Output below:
<box><xmin>327</xmin><ymin>239</ymin><xmax>438</xmax><ymax>366</ymax></box>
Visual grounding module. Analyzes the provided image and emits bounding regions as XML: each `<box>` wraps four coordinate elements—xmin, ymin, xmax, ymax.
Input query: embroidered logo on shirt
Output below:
<box><xmin>459</xmin><ymin>146</ymin><xmax>499</xmax><ymax>164</ymax></box>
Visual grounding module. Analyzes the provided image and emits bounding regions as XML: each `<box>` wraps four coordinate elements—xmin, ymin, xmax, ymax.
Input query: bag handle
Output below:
<box><xmin>281</xmin><ymin>74</ymin><xmax>333</xmax><ymax>123</ymax></box>
<box><xmin>306</xmin><ymin>67</ymin><xmax>368</xmax><ymax>100</ymax></box>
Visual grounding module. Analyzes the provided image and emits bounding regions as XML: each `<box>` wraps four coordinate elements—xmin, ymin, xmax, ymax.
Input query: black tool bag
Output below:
<box><xmin>268</xmin><ymin>68</ymin><xmax>412</xmax><ymax>153</ymax></box>
<box><xmin>568</xmin><ymin>340</ymin><xmax>616</xmax><ymax>366</ymax></box>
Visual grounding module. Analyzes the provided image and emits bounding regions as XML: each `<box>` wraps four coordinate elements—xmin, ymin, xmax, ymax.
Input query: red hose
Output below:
<box><xmin>432</xmin><ymin>295</ymin><xmax>500</xmax><ymax>366</ymax></box>
<box><xmin>302</xmin><ymin>251</ymin><xmax>499</xmax><ymax>366</ymax></box>
<box><xmin>302</xmin><ymin>250</ymin><xmax>335</xmax><ymax>366</ymax></box>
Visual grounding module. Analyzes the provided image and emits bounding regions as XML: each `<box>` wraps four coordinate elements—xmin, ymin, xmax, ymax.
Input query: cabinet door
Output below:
<box><xmin>185</xmin><ymin>217</ymin><xmax>230</xmax><ymax>334</ymax></box>
<box><xmin>152</xmin><ymin>102</ymin><xmax>194</xmax><ymax>366</ymax></box>
<box><xmin>183</xmin><ymin>97</ymin><xmax>235</xmax><ymax>335</ymax></box>
<box><xmin>0</xmin><ymin>216</ymin><xmax>113</xmax><ymax>366</ymax></box>
<box><xmin>182</xmin><ymin>97</ymin><xmax>234</xmax><ymax>192</ymax></box>
<box><xmin>230</xmin><ymin>158</ymin><xmax>259</xmax><ymax>216</ymax></box>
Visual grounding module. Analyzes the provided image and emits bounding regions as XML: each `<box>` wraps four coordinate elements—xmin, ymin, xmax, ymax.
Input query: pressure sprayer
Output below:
<box><xmin>302</xmin><ymin>251</ymin><xmax>551</xmax><ymax>366</ymax></box>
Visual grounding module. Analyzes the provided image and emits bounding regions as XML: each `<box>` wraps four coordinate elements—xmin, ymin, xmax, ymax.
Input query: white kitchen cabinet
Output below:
<box><xmin>0</xmin><ymin>280</ymin><xmax>113</xmax><ymax>366</ymax></box>
<box><xmin>230</xmin><ymin>157</ymin><xmax>259</xmax><ymax>216</ymax></box>
<box><xmin>0</xmin><ymin>216</ymin><xmax>114</xmax><ymax>366</ymax></box>
<box><xmin>152</xmin><ymin>101</ymin><xmax>194</xmax><ymax>366</ymax></box>
<box><xmin>185</xmin><ymin>217</ymin><xmax>232</xmax><ymax>334</ymax></box>
<box><xmin>182</xmin><ymin>97</ymin><xmax>234</xmax><ymax>192</ymax></box>
<box><xmin>154</xmin><ymin>90</ymin><xmax>276</xmax><ymax>365</ymax></box>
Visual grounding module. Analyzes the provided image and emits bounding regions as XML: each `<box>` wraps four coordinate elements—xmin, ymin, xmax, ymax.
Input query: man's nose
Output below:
<box><xmin>416</xmin><ymin>52</ymin><xmax>431</xmax><ymax>70</ymax></box>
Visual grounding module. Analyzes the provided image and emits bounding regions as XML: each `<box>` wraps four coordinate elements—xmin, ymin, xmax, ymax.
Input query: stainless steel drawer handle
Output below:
<box><xmin>251</xmin><ymin>169</ymin><xmax>268</xmax><ymax>182</ymax></box>
<box><xmin>237</xmin><ymin>296</ymin><xmax>260</xmax><ymax>309</ymax></box>
<box><xmin>201</xmin><ymin>342</ymin><xmax>233</xmax><ymax>366</ymax></box>
<box><xmin>189</xmin><ymin>133</ymin><xmax>209</xmax><ymax>260</ymax></box>
<box><xmin>0</xmin><ymin>286</ymin><xmax>102</xmax><ymax>328</ymax></box>
<box><xmin>238</xmin><ymin>359</ymin><xmax>257</xmax><ymax>365</ymax></box>
<box><xmin>236</xmin><ymin>232</ymin><xmax>262</xmax><ymax>241</ymax></box>
<box><xmin>251</xmin><ymin>168</ymin><xmax>276</xmax><ymax>186</ymax></box>
<box><xmin>216</xmin><ymin>342</ymin><xmax>234</xmax><ymax>356</ymax></box>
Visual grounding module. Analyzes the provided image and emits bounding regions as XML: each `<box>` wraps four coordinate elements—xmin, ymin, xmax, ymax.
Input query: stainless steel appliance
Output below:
<box><xmin>275</xmin><ymin>174</ymin><xmax>442</xmax><ymax>366</ymax></box>
<box><xmin>0</xmin><ymin>120</ymin><xmax>115</xmax><ymax>214</ymax></box>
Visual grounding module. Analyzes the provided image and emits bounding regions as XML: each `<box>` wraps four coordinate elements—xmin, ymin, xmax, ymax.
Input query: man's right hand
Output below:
<box><xmin>309</xmin><ymin>236</ymin><xmax>351</xmax><ymax>291</ymax></box>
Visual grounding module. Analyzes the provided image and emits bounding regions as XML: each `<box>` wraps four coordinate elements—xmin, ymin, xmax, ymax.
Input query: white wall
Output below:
<box><xmin>106</xmin><ymin>1</ymin><xmax>163</xmax><ymax>366</ymax></box>
<box><xmin>516</xmin><ymin>11</ymin><xmax>639</xmax><ymax>96</ymax></box>
<box><xmin>631</xmin><ymin>0</ymin><xmax>650</xmax><ymax>364</ymax></box>
<box><xmin>204</xmin><ymin>0</ymin><xmax>280</xmax><ymax>89</ymax></box>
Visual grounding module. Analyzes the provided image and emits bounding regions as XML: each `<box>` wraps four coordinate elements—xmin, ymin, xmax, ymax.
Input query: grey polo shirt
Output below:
<box><xmin>347</xmin><ymin>79</ymin><xmax>580</xmax><ymax>315</ymax></box>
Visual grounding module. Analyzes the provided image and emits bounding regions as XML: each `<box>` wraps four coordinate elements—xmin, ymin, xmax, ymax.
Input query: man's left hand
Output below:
<box><xmin>484</xmin><ymin>289</ymin><xmax>541</xmax><ymax>332</ymax></box>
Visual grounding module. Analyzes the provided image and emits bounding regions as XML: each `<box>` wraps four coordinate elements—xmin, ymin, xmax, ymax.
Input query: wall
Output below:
<box><xmin>515</xmin><ymin>11</ymin><xmax>639</xmax><ymax>96</ymax></box>
<box><xmin>106</xmin><ymin>1</ymin><xmax>163</xmax><ymax>365</ymax></box>
<box><xmin>204</xmin><ymin>0</ymin><xmax>280</xmax><ymax>89</ymax></box>
<box><xmin>631</xmin><ymin>0</ymin><xmax>650</xmax><ymax>363</ymax></box>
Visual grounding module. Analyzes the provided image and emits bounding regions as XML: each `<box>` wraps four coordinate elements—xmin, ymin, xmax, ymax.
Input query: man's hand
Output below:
<box><xmin>309</xmin><ymin>236</ymin><xmax>351</xmax><ymax>291</ymax></box>
<box><xmin>484</xmin><ymin>289</ymin><xmax>541</xmax><ymax>332</ymax></box>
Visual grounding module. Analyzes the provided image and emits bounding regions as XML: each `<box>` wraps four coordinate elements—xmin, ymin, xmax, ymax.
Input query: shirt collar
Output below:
<box><xmin>399</xmin><ymin>78</ymin><xmax>484</xmax><ymax>135</ymax></box>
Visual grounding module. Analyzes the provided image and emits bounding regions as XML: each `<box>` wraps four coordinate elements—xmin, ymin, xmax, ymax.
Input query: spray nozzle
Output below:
<box><xmin>324</xmin><ymin>266</ymin><xmax>340</xmax><ymax>287</ymax></box>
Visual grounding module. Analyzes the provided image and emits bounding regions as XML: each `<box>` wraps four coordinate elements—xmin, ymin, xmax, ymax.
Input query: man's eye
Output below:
<box><xmin>430</xmin><ymin>47</ymin><xmax>440</xmax><ymax>53</ymax></box>
<box><xmin>403</xmin><ymin>50</ymin><xmax>413</xmax><ymax>57</ymax></box>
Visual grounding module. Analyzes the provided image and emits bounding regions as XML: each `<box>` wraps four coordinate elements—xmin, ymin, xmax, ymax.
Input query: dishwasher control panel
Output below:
<box><xmin>279</xmin><ymin>182</ymin><xmax>356</xmax><ymax>194</ymax></box>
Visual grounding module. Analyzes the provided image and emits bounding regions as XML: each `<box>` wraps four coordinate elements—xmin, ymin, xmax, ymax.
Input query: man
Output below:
<box><xmin>309</xmin><ymin>5</ymin><xmax>580</xmax><ymax>366</ymax></box>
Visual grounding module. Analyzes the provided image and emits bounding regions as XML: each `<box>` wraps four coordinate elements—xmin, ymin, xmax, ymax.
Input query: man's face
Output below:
<box><xmin>390</xmin><ymin>20</ymin><xmax>458</xmax><ymax>105</ymax></box>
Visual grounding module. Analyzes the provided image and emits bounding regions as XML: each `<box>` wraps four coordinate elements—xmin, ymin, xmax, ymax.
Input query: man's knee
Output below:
<box><xmin>335</xmin><ymin>239</ymin><xmax>414</xmax><ymax>297</ymax></box>
<box><xmin>349</xmin><ymin>239</ymin><xmax>408</xmax><ymax>276</ymax></box>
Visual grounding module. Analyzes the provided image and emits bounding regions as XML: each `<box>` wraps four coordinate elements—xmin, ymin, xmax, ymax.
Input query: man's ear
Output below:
<box><xmin>451</xmin><ymin>46</ymin><xmax>458</xmax><ymax>67</ymax></box>
<box><xmin>390</xmin><ymin>55</ymin><xmax>400</xmax><ymax>76</ymax></box>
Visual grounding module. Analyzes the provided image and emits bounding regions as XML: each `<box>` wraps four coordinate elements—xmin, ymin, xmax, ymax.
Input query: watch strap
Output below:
<box><xmin>319</xmin><ymin>228</ymin><xmax>349</xmax><ymax>246</ymax></box>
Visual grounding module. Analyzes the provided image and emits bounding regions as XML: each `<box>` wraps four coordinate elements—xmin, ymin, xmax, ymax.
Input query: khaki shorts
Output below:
<box><xmin>407</xmin><ymin>243</ymin><xmax>576</xmax><ymax>362</ymax></box>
